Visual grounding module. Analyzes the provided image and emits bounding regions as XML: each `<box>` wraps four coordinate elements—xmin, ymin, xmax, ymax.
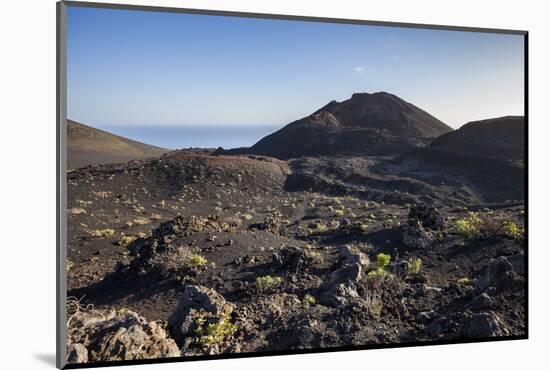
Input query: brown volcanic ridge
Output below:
<box><xmin>67</xmin><ymin>120</ymin><xmax>169</xmax><ymax>169</ymax></box>
<box><xmin>222</xmin><ymin>92</ymin><xmax>453</xmax><ymax>159</ymax></box>
<box><xmin>429</xmin><ymin>115</ymin><xmax>525</xmax><ymax>160</ymax></box>
<box><xmin>391</xmin><ymin>115</ymin><xmax>526</xmax><ymax>202</ymax></box>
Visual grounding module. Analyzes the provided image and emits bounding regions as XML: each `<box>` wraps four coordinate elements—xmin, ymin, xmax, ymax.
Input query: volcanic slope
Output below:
<box><xmin>378</xmin><ymin>116</ymin><xmax>526</xmax><ymax>203</ymax></box>
<box><xmin>429</xmin><ymin>116</ymin><xmax>525</xmax><ymax>160</ymax></box>
<box><xmin>65</xmin><ymin>149</ymin><xmax>525</xmax><ymax>362</ymax></box>
<box><xmin>230</xmin><ymin>92</ymin><xmax>452</xmax><ymax>159</ymax></box>
<box><xmin>67</xmin><ymin>120</ymin><xmax>169</xmax><ymax>169</ymax></box>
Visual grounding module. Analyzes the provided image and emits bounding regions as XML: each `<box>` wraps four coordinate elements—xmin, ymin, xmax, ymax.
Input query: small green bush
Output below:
<box><xmin>367</xmin><ymin>268</ymin><xmax>389</xmax><ymax>277</ymax></box>
<box><xmin>115</xmin><ymin>307</ymin><xmax>130</xmax><ymax>317</ymax></box>
<box><xmin>457</xmin><ymin>277</ymin><xmax>472</xmax><ymax>285</ymax></box>
<box><xmin>376</xmin><ymin>253</ymin><xmax>391</xmax><ymax>269</ymax></box>
<box><xmin>310</xmin><ymin>222</ymin><xmax>328</xmax><ymax>233</ymax></box>
<box><xmin>368</xmin><ymin>253</ymin><xmax>392</xmax><ymax>277</ymax></box>
<box><xmin>303</xmin><ymin>294</ymin><xmax>316</xmax><ymax>305</ymax></box>
<box><xmin>407</xmin><ymin>257</ymin><xmax>422</xmax><ymax>274</ymax></box>
<box><xmin>256</xmin><ymin>275</ymin><xmax>283</xmax><ymax>291</ymax></box>
<box><xmin>501</xmin><ymin>220</ymin><xmax>523</xmax><ymax>238</ymax></box>
<box><xmin>195</xmin><ymin>308</ymin><xmax>237</xmax><ymax>346</ymax></box>
<box><xmin>186</xmin><ymin>254</ymin><xmax>208</xmax><ymax>268</ymax></box>
<box><xmin>455</xmin><ymin>212</ymin><xmax>483</xmax><ymax>238</ymax></box>
<box><xmin>89</xmin><ymin>228</ymin><xmax>116</xmax><ymax>238</ymax></box>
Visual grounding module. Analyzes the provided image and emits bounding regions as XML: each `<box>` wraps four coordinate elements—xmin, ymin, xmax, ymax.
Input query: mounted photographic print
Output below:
<box><xmin>57</xmin><ymin>1</ymin><xmax>528</xmax><ymax>368</ymax></box>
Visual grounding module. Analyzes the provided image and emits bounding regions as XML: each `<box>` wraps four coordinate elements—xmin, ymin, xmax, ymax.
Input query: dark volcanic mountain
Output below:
<box><xmin>68</xmin><ymin>120</ymin><xmax>169</xmax><ymax>169</ymax></box>
<box><xmin>234</xmin><ymin>92</ymin><xmax>452</xmax><ymax>159</ymax></box>
<box><xmin>393</xmin><ymin>115</ymin><xmax>526</xmax><ymax>202</ymax></box>
<box><xmin>429</xmin><ymin>116</ymin><xmax>525</xmax><ymax>160</ymax></box>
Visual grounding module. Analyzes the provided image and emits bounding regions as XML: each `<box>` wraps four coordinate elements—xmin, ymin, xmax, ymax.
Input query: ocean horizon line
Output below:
<box><xmin>82</xmin><ymin>123</ymin><xmax>283</xmax><ymax>150</ymax></box>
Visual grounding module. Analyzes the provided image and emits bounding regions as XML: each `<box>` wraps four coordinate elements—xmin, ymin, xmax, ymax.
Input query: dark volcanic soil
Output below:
<box><xmin>66</xmin><ymin>148</ymin><xmax>526</xmax><ymax>362</ymax></box>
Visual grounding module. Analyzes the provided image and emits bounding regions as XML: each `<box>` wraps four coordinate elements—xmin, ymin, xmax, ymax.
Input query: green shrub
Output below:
<box><xmin>256</xmin><ymin>275</ymin><xmax>283</xmax><ymax>291</ymax></box>
<box><xmin>310</xmin><ymin>222</ymin><xmax>328</xmax><ymax>233</ymax></box>
<box><xmin>501</xmin><ymin>220</ymin><xmax>523</xmax><ymax>238</ymax></box>
<box><xmin>186</xmin><ymin>254</ymin><xmax>208</xmax><ymax>268</ymax></box>
<box><xmin>376</xmin><ymin>253</ymin><xmax>391</xmax><ymax>269</ymax></box>
<box><xmin>455</xmin><ymin>212</ymin><xmax>483</xmax><ymax>238</ymax></box>
<box><xmin>367</xmin><ymin>268</ymin><xmax>389</xmax><ymax>277</ymax></box>
<box><xmin>303</xmin><ymin>294</ymin><xmax>316</xmax><ymax>305</ymax></box>
<box><xmin>119</xmin><ymin>235</ymin><xmax>137</xmax><ymax>247</ymax></box>
<box><xmin>407</xmin><ymin>257</ymin><xmax>422</xmax><ymax>274</ymax></box>
<box><xmin>368</xmin><ymin>253</ymin><xmax>392</xmax><ymax>277</ymax></box>
<box><xmin>115</xmin><ymin>307</ymin><xmax>130</xmax><ymax>317</ymax></box>
<box><xmin>457</xmin><ymin>277</ymin><xmax>472</xmax><ymax>285</ymax></box>
<box><xmin>195</xmin><ymin>308</ymin><xmax>237</xmax><ymax>346</ymax></box>
<box><xmin>89</xmin><ymin>228</ymin><xmax>116</xmax><ymax>238</ymax></box>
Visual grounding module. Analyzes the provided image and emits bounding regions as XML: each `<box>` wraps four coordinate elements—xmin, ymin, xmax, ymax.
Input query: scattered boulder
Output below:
<box><xmin>250</xmin><ymin>214</ymin><xmax>287</xmax><ymax>234</ymax></box>
<box><xmin>168</xmin><ymin>285</ymin><xmax>235</xmax><ymax>346</ymax></box>
<box><xmin>402</xmin><ymin>204</ymin><xmax>444</xmax><ymax>248</ymax></box>
<box><xmin>476</xmin><ymin>256</ymin><xmax>523</xmax><ymax>292</ymax></box>
<box><xmin>66</xmin><ymin>308</ymin><xmax>179</xmax><ymax>364</ymax></box>
<box><xmin>462</xmin><ymin>311</ymin><xmax>507</xmax><ymax>338</ymax></box>
<box><xmin>283</xmin><ymin>316</ymin><xmax>327</xmax><ymax>349</ymax></box>
<box><xmin>324</xmin><ymin>264</ymin><xmax>363</xmax><ymax>288</ymax></box>
<box><xmin>67</xmin><ymin>343</ymin><xmax>88</xmax><ymax>364</ymax></box>
<box><xmin>425</xmin><ymin>317</ymin><xmax>445</xmax><ymax>337</ymax></box>
<box><xmin>469</xmin><ymin>292</ymin><xmax>494</xmax><ymax>310</ymax></box>
<box><xmin>324</xmin><ymin>245</ymin><xmax>370</xmax><ymax>287</ymax></box>
<box><xmin>319</xmin><ymin>245</ymin><xmax>370</xmax><ymax>307</ymax></box>
<box><xmin>339</xmin><ymin>245</ymin><xmax>370</xmax><ymax>268</ymax></box>
<box><xmin>402</xmin><ymin>219</ymin><xmax>435</xmax><ymax>248</ymax></box>
<box><xmin>271</xmin><ymin>245</ymin><xmax>319</xmax><ymax>270</ymax></box>
<box><xmin>507</xmin><ymin>254</ymin><xmax>525</xmax><ymax>275</ymax></box>
<box><xmin>408</xmin><ymin>204</ymin><xmax>445</xmax><ymax>230</ymax></box>
<box><xmin>416</xmin><ymin>310</ymin><xmax>438</xmax><ymax>325</ymax></box>
<box><xmin>68</xmin><ymin>207</ymin><xmax>87</xmax><ymax>215</ymax></box>
<box><xmin>133</xmin><ymin>215</ymin><xmax>240</xmax><ymax>257</ymax></box>
<box><xmin>319</xmin><ymin>283</ymin><xmax>361</xmax><ymax>307</ymax></box>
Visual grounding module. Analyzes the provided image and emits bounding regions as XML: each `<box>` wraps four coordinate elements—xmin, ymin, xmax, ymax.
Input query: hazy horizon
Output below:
<box><xmin>67</xmin><ymin>6</ymin><xmax>524</xmax><ymax>131</ymax></box>
<box><xmin>85</xmin><ymin>123</ymin><xmax>282</xmax><ymax>150</ymax></box>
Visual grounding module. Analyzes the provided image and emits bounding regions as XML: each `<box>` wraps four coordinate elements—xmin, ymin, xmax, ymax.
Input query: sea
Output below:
<box><xmin>97</xmin><ymin>125</ymin><xmax>282</xmax><ymax>150</ymax></box>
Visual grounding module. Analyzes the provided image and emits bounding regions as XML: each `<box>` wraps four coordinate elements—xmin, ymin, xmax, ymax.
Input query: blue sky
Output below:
<box><xmin>67</xmin><ymin>6</ymin><xmax>524</xmax><ymax>130</ymax></box>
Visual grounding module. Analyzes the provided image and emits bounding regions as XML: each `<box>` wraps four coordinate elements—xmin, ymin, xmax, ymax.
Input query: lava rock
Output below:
<box><xmin>67</xmin><ymin>343</ymin><xmax>88</xmax><ymax>364</ymax></box>
<box><xmin>402</xmin><ymin>219</ymin><xmax>435</xmax><ymax>248</ymax></box>
<box><xmin>168</xmin><ymin>285</ymin><xmax>234</xmax><ymax>346</ymax></box>
<box><xmin>323</xmin><ymin>245</ymin><xmax>370</xmax><ymax>287</ymax></box>
<box><xmin>319</xmin><ymin>283</ymin><xmax>360</xmax><ymax>307</ymax></box>
<box><xmin>416</xmin><ymin>310</ymin><xmax>437</xmax><ymax>325</ymax></box>
<box><xmin>408</xmin><ymin>204</ymin><xmax>445</xmax><ymax>230</ymax></box>
<box><xmin>272</xmin><ymin>245</ymin><xmax>319</xmax><ymax>270</ymax></box>
<box><xmin>469</xmin><ymin>292</ymin><xmax>494</xmax><ymax>310</ymax></box>
<box><xmin>66</xmin><ymin>309</ymin><xmax>180</xmax><ymax>364</ymax></box>
<box><xmin>476</xmin><ymin>256</ymin><xmax>514</xmax><ymax>291</ymax></box>
<box><xmin>462</xmin><ymin>311</ymin><xmax>507</xmax><ymax>338</ymax></box>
